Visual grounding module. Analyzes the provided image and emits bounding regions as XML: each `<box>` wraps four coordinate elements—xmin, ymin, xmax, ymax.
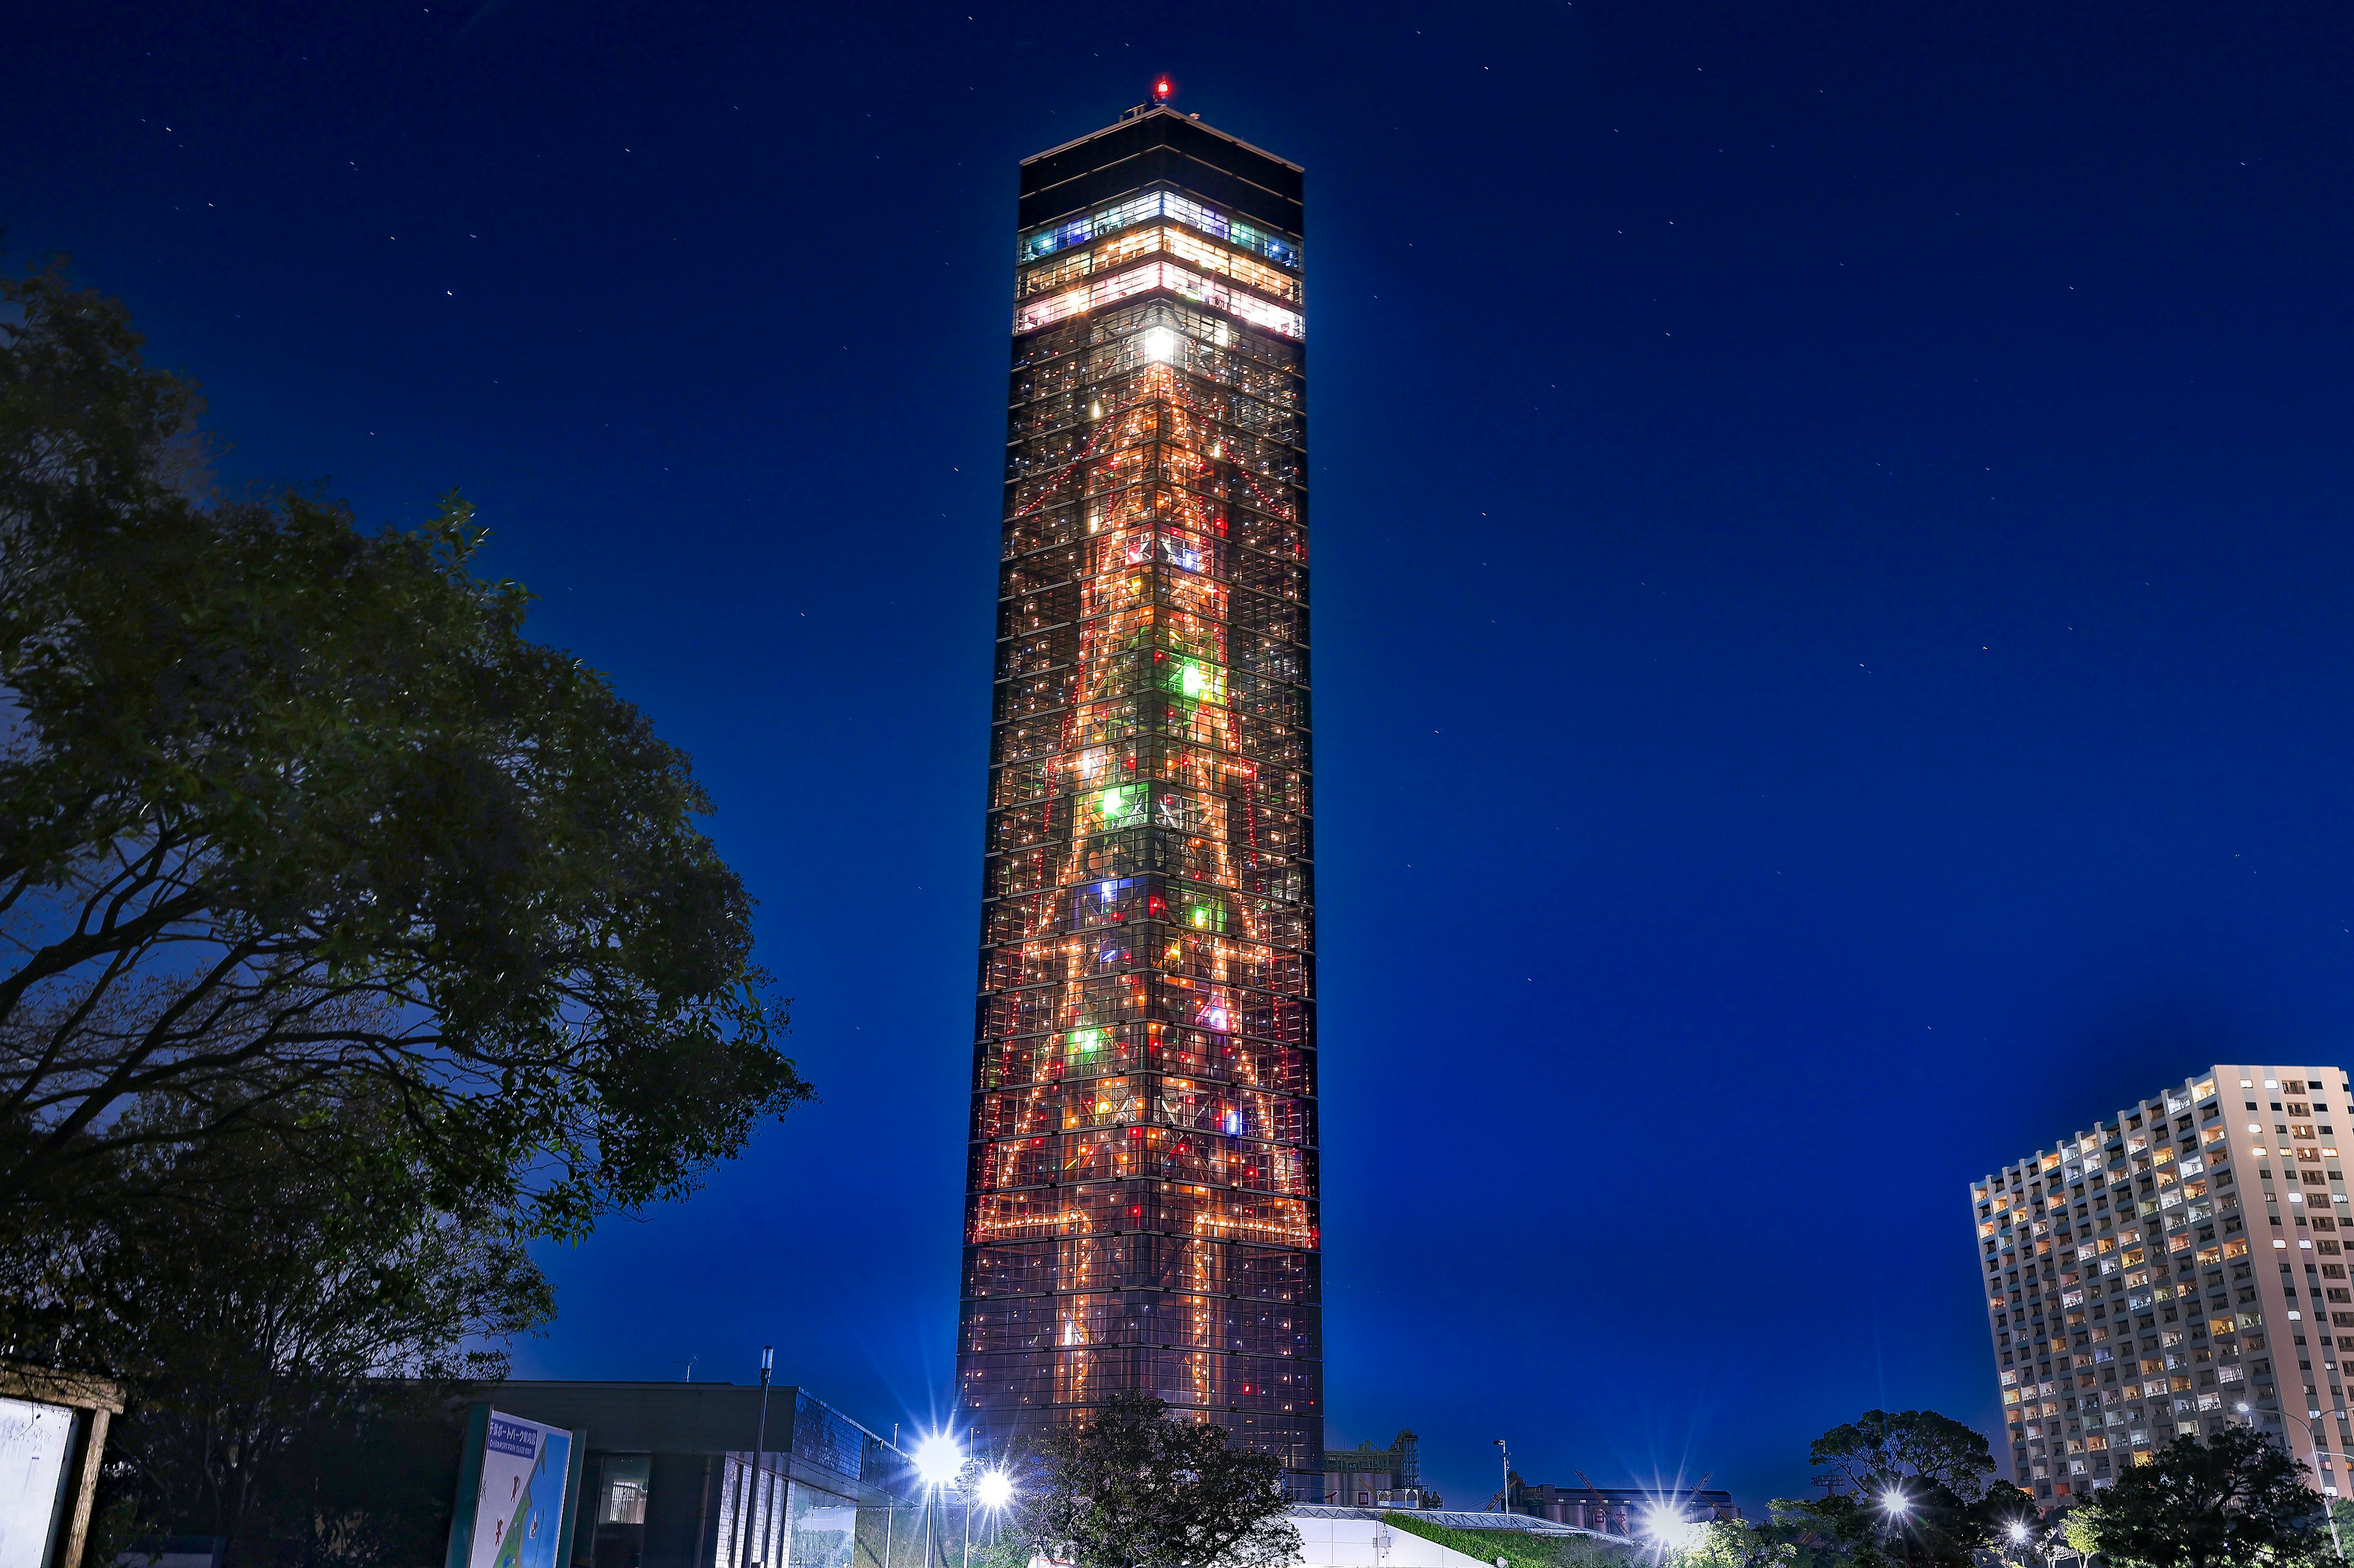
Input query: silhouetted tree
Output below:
<box><xmin>1777</xmin><ymin>1409</ymin><xmax>2032</xmax><ymax>1568</ymax></box>
<box><xmin>1014</xmin><ymin>1394</ymin><xmax>1298</xmax><ymax>1568</ymax></box>
<box><xmin>1</xmin><ymin>256</ymin><xmax>817</xmax><ymax>1564</ymax></box>
<box><xmin>58</xmin><ymin>1080</ymin><xmax>549</xmax><ymax>1567</ymax></box>
<box><xmin>1</xmin><ymin>259</ymin><xmax>812</xmax><ymax>1363</ymax></box>
<box><xmin>2073</xmin><ymin>1428</ymin><xmax>2323</xmax><ymax>1568</ymax></box>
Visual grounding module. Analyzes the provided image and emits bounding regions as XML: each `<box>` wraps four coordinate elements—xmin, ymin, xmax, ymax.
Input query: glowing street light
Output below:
<box><xmin>975</xmin><ymin>1471</ymin><xmax>1015</xmax><ymax>1510</ymax></box>
<box><xmin>1880</xmin><ymin>1489</ymin><xmax>1911</xmax><ymax>1518</ymax></box>
<box><xmin>914</xmin><ymin>1433</ymin><xmax>966</xmax><ymax>1490</ymax></box>
<box><xmin>1640</xmin><ymin>1505</ymin><xmax>1703</xmax><ymax>1555</ymax></box>
<box><xmin>2006</xmin><ymin>1521</ymin><xmax>2032</xmax><ymax>1545</ymax></box>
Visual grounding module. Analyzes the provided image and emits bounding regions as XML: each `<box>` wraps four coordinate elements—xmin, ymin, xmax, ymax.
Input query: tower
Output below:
<box><xmin>958</xmin><ymin>91</ymin><xmax>1321</xmax><ymax>1493</ymax></box>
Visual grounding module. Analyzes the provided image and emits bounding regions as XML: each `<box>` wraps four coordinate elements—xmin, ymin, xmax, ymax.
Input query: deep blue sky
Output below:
<box><xmin>10</xmin><ymin>0</ymin><xmax>2354</xmax><ymax>1515</ymax></box>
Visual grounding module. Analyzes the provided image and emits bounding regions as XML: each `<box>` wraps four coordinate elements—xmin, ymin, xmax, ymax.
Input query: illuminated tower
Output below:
<box><xmin>958</xmin><ymin>86</ymin><xmax>1321</xmax><ymax>1493</ymax></box>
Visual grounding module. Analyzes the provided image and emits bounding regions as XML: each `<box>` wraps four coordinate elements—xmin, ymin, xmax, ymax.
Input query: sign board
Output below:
<box><xmin>444</xmin><ymin>1408</ymin><xmax>581</xmax><ymax>1568</ymax></box>
<box><xmin>0</xmin><ymin>1397</ymin><xmax>75</xmax><ymax>1568</ymax></box>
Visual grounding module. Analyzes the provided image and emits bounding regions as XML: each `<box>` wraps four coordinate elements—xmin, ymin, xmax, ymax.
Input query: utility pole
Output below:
<box><xmin>741</xmin><ymin>1347</ymin><xmax>775</xmax><ymax>1568</ymax></box>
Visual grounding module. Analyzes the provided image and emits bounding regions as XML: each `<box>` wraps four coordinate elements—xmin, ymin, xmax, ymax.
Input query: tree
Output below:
<box><xmin>1683</xmin><ymin>1507</ymin><xmax>1853</xmax><ymax>1568</ymax></box>
<box><xmin>1684</xmin><ymin>1516</ymin><xmax>1801</xmax><ymax>1568</ymax></box>
<box><xmin>1015</xmin><ymin>1394</ymin><xmax>1300</xmax><ymax>1568</ymax></box>
<box><xmin>2073</xmin><ymin>1428</ymin><xmax>2325</xmax><ymax>1568</ymax></box>
<box><xmin>1777</xmin><ymin>1410</ymin><xmax>2030</xmax><ymax>1568</ymax></box>
<box><xmin>44</xmin><ymin>1078</ymin><xmax>553</xmax><ymax>1567</ymax></box>
<box><xmin>0</xmin><ymin>261</ymin><xmax>812</xmax><ymax>1336</ymax></box>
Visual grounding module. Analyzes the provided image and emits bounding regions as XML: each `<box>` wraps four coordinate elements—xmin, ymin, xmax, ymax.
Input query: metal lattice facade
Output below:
<box><xmin>958</xmin><ymin>102</ymin><xmax>1321</xmax><ymax>1490</ymax></box>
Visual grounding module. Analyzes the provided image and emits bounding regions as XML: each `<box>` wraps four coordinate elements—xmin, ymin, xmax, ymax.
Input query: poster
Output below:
<box><xmin>0</xmin><ymin>1396</ymin><xmax>75</xmax><ymax>1568</ymax></box>
<box><xmin>464</xmin><ymin>1412</ymin><xmax>573</xmax><ymax>1568</ymax></box>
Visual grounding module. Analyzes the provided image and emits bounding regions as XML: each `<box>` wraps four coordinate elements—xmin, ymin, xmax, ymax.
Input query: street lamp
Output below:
<box><xmin>1640</xmin><ymin>1504</ymin><xmax>1702</xmax><ymax>1558</ymax></box>
<box><xmin>2238</xmin><ymin>1402</ymin><xmax>2347</xmax><ymax>1565</ymax></box>
<box><xmin>914</xmin><ymin>1434</ymin><xmax>966</xmax><ymax>1490</ymax></box>
<box><xmin>910</xmin><ymin>1431</ymin><xmax>964</xmax><ymax>1568</ymax></box>
<box><xmin>1872</xmin><ymin>1486</ymin><xmax>1915</xmax><ymax>1568</ymax></box>
<box><xmin>740</xmin><ymin>1347</ymin><xmax>775</xmax><ymax>1568</ymax></box>
<box><xmin>973</xmin><ymin>1469</ymin><xmax>1015</xmax><ymax>1559</ymax></box>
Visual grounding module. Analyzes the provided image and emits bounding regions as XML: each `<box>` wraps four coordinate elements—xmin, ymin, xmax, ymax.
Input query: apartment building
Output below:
<box><xmin>1973</xmin><ymin>1064</ymin><xmax>2354</xmax><ymax>1502</ymax></box>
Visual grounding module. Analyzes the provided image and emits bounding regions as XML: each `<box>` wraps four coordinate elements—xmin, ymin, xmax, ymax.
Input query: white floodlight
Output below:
<box><xmin>976</xmin><ymin>1471</ymin><xmax>1015</xmax><ymax>1510</ymax></box>
<box><xmin>2007</xmin><ymin>1521</ymin><xmax>2031</xmax><ymax>1545</ymax></box>
<box><xmin>1880</xmin><ymin>1489</ymin><xmax>1910</xmax><ymax>1517</ymax></box>
<box><xmin>913</xmin><ymin>1433</ymin><xmax>964</xmax><ymax>1488</ymax></box>
<box><xmin>1640</xmin><ymin>1505</ymin><xmax>1701</xmax><ymax>1554</ymax></box>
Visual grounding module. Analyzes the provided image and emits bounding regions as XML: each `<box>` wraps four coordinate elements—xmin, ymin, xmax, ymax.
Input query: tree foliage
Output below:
<box><xmin>1776</xmin><ymin>1410</ymin><xmax>2030</xmax><ymax>1568</ymax></box>
<box><xmin>1682</xmin><ymin>1509</ymin><xmax>1853</xmax><ymax>1568</ymax></box>
<box><xmin>0</xmin><ymin>260</ymin><xmax>812</xmax><ymax>1339</ymax></box>
<box><xmin>55</xmin><ymin>1080</ymin><xmax>552</xmax><ymax>1567</ymax></box>
<box><xmin>2073</xmin><ymin>1428</ymin><xmax>2324</xmax><ymax>1568</ymax></box>
<box><xmin>1013</xmin><ymin>1394</ymin><xmax>1299</xmax><ymax>1568</ymax></box>
<box><xmin>1</xmin><ymin>256</ymin><xmax>812</xmax><ymax>1562</ymax></box>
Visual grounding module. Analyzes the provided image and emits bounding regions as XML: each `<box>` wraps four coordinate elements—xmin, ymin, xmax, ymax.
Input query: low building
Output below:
<box><xmin>1324</xmin><ymin>1431</ymin><xmax>1433</xmax><ymax>1509</ymax></box>
<box><xmin>477</xmin><ymin>1382</ymin><xmax>916</xmax><ymax>1568</ymax></box>
<box><xmin>1507</xmin><ymin>1483</ymin><xmax>1737</xmax><ymax>1534</ymax></box>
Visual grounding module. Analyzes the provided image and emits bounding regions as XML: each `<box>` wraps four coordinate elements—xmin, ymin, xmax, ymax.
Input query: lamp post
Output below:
<box><xmin>741</xmin><ymin>1347</ymin><xmax>775</xmax><ymax>1568</ymax></box>
<box><xmin>1494</xmin><ymin>1440</ymin><xmax>1511</xmax><ymax>1515</ymax></box>
<box><xmin>913</xmin><ymin>1433</ymin><xmax>966</xmax><ymax>1568</ymax></box>
<box><xmin>2238</xmin><ymin>1402</ymin><xmax>2347</xmax><ymax>1564</ymax></box>
<box><xmin>1875</xmin><ymin>1486</ymin><xmax>1913</xmax><ymax>1568</ymax></box>
<box><xmin>975</xmin><ymin>1471</ymin><xmax>1014</xmax><ymax>1554</ymax></box>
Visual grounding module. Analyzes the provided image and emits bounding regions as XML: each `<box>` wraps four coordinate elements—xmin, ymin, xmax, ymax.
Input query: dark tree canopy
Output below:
<box><xmin>2075</xmin><ymin>1428</ymin><xmax>2325</xmax><ymax>1568</ymax></box>
<box><xmin>58</xmin><ymin>1079</ymin><xmax>550</xmax><ymax>1567</ymax></box>
<box><xmin>1015</xmin><ymin>1395</ymin><xmax>1298</xmax><ymax>1568</ymax></box>
<box><xmin>0</xmin><ymin>262</ymin><xmax>813</xmax><ymax>1309</ymax></box>
<box><xmin>1807</xmin><ymin>1410</ymin><xmax>1997</xmax><ymax>1498</ymax></box>
<box><xmin>1778</xmin><ymin>1410</ymin><xmax>2028</xmax><ymax>1568</ymax></box>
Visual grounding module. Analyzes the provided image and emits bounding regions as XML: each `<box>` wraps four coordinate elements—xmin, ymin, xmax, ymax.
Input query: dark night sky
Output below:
<box><xmin>10</xmin><ymin>0</ymin><xmax>2354</xmax><ymax>1515</ymax></box>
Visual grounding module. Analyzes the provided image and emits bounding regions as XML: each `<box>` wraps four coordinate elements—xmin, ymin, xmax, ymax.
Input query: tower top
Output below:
<box><xmin>1018</xmin><ymin>100</ymin><xmax>1302</xmax><ymax>236</ymax></box>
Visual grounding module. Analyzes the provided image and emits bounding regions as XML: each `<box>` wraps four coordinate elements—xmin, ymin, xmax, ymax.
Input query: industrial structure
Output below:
<box><xmin>1974</xmin><ymin>1064</ymin><xmax>2353</xmax><ymax>1501</ymax></box>
<box><xmin>955</xmin><ymin>84</ymin><xmax>1321</xmax><ymax>1493</ymax></box>
<box><xmin>1324</xmin><ymin>1431</ymin><xmax>1431</xmax><ymax>1509</ymax></box>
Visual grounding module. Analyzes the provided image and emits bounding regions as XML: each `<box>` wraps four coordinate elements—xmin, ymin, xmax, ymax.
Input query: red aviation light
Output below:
<box><xmin>1152</xmin><ymin>75</ymin><xmax>1176</xmax><ymax>103</ymax></box>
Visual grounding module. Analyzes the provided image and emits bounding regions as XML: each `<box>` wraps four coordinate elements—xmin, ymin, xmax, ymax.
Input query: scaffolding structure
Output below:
<box><xmin>957</xmin><ymin>104</ymin><xmax>1321</xmax><ymax>1493</ymax></box>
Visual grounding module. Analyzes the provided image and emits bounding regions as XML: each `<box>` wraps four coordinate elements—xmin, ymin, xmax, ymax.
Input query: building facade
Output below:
<box><xmin>1506</xmin><ymin>1483</ymin><xmax>1739</xmax><ymax>1534</ymax></box>
<box><xmin>477</xmin><ymin>1382</ymin><xmax>919</xmax><ymax>1568</ymax></box>
<box><xmin>1973</xmin><ymin>1064</ymin><xmax>2354</xmax><ymax>1502</ymax></box>
<box><xmin>956</xmin><ymin>91</ymin><xmax>1322</xmax><ymax>1492</ymax></box>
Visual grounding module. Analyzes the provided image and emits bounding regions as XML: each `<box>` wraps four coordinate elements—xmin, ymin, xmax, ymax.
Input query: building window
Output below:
<box><xmin>600</xmin><ymin>1455</ymin><xmax>652</xmax><ymax>1524</ymax></box>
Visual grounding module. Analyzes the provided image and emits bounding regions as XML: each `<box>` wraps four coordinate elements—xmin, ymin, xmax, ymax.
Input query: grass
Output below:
<box><xmin>1378</xmin><ymin>1512</ymin><xmax>1642</xmax><ymax>1568</ymax></box>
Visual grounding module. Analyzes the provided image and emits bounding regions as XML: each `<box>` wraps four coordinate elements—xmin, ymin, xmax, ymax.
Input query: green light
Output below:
<box><xmin>1179</xmin><ymin>661</ymin><xmax>1208</xmax><ymax>699</ymax></box>
<box><xmin>1071</xmin><ymin>1029</ymin><xmax>1100</xmax><ymax>1052</ymax></box>
<box><xmin>1099</xmin><ymin>786</ymin><xmax>1127</xmax><ymax>818</ymax></box>
<box><xmin>1189</xmin><ymin>907</ymin><xmax>1209</xmax><ymax>928</ymax></box>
